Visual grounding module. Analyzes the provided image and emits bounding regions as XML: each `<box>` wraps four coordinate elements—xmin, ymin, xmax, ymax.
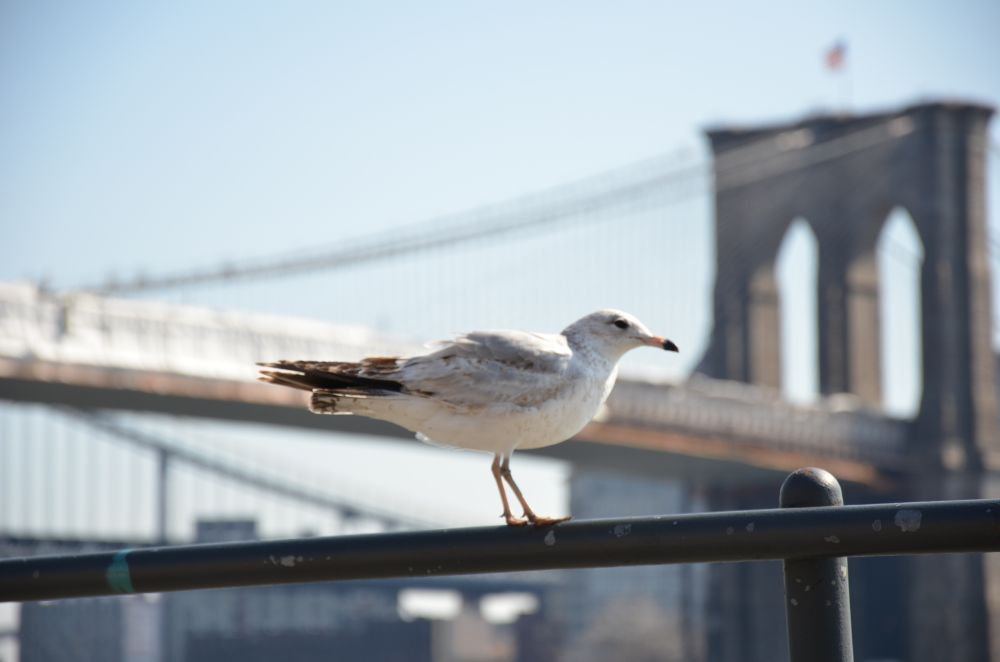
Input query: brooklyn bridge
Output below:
<box><xmin>2</xmin><ymin>101</ymin><xmax>998</xmax><ymax>662</ymax></box>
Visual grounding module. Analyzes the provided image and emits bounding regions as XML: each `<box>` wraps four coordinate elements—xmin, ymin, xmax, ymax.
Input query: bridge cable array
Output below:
<box><xmin>81</xmin><ymin>117</ymin><xmax>924</xmax><ymax>297</ymax></box>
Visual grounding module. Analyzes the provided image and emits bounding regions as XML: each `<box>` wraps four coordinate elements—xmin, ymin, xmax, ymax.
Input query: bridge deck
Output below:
<box><xmin>0</xmin><ymin>283</ymin><xmax>909</xmax><ymax>488</ymax></box>
<box><xmin>0</xmin><ymin>356</ymin><xmax>905</xmax><ymax>488</ymax></box>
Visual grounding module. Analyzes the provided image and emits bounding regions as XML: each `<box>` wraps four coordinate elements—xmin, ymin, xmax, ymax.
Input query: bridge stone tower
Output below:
<box><xmin>698</xmin><ymin>101</ymin><xmax>999</xmax><ymax>662</ymax></box>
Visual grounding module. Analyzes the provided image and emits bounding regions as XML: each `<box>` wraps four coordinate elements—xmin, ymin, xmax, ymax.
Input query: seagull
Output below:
<box><xmin>258</xmin><ymin>309</ymin><xmax>678</xmax><ymax>527</ymax></box>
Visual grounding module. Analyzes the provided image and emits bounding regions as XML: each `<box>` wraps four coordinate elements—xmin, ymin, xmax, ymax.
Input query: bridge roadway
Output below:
<box><xmin>0</xmin><ymin>282</ymin><xmax>908</xmax><ymax>488</ymax></box>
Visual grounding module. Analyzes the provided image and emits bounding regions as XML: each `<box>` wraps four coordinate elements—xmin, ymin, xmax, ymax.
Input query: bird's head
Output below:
<box><xmin>562</xmin><ymin>309</ymin><xmax>678</xmax><ymax>362</ymax></box>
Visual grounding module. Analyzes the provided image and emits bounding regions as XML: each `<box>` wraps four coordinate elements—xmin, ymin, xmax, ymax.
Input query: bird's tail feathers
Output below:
<box><xmin>257</xmin><ymin>370</ymin><xmax>315</xmax><ymax>391</ymax></box>
<box><xmin>257</xmin><ymin>360</ymin><xmax>407</xmax><ymax>416</ymax></box>
<box><xmin>309</xmin><ymin>389</ymin><xmax>398</xmax><ymax>415</ymax></box>
<box><xmin>256</xmin><ymin>360</ymin><xmax>404</xmax><ymax>393</ymax></box>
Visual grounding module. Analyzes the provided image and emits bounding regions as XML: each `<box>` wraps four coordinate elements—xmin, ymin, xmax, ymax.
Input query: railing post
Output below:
<box><xmin>780</xmin><ymin>467</ymin><xmax>854</xmax><ymax>662</ymax></box>
<box><xmin>156</xmin><ymin>447</ymin><xmax>169</xmax><ymax>544</ymax></box>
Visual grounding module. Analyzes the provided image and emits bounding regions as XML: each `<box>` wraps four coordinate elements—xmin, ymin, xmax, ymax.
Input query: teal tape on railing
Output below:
<box><xmin>105</xmin><ymin>549</ymin><xmax>136</xmax><ymax>594</ymax></box>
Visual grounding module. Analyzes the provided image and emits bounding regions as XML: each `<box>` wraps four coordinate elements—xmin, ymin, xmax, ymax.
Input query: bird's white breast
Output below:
<box><xmin>410</xmin><ymin>360</ymin><xmax>617</xmax><ymax>455</ymax></box>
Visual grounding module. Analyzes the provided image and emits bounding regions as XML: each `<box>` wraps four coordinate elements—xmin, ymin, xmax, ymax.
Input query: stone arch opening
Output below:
<box><xmin>775</xmin><ymin>218</ymin><xmax>819</xmax><ymax>403</ymax></box>
<box><xmin>876</xmin><ymin>207</ymin><xmax>924</xmax><ymax>417</ymax></box>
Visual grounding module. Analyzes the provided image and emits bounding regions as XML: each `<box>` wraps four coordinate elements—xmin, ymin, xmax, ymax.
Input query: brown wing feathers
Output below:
<box><xmin>257</xmin><ymin>359</ymin><xmax>405</xmax><ymax>393</ymax></box>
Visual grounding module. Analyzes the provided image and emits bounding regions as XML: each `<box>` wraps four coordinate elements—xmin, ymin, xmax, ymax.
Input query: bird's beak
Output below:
<box><xmin>646</xmin><ymin>336</ymin><xmax>679</xmax><ymax>352</ymax></box>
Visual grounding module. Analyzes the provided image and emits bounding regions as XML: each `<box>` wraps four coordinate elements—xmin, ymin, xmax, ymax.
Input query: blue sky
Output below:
<box><xmin>2</xmin><ymin>2</ymin><xmax>1000</xmax><ymax>528</ymax></box>
<box><xmin>4</xmin><ymin>1</ymin><xmax>997</xmax><ymax>291</ymax></box>
<box><xmin>5</xmin><ymin>1</ymin><xmax>999</xmax><ymax>363</ymax></box>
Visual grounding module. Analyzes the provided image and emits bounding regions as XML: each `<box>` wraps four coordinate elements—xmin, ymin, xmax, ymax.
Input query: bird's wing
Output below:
<box><xmin>397</xmin><ymin>329</ymin><xmax>573</xmax><ymax>407</ymax></box>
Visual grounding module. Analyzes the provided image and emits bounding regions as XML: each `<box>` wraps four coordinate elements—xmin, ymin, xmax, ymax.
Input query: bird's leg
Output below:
<box><xmin>500</xmin><ymin>455</ymin><xmax>571</xmax><ymax>527</ymax></box>
<box><xmin>492</xmin><ymin>454</ymin><xmax>527</xmax><ymax>526</ymax></box>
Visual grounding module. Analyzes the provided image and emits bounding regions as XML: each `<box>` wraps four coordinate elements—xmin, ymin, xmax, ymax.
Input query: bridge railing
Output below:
<box><xmin>2</xmin><ymin>468</ymin><xmax>998</xmax><ymax>662</ymax></box>
<box><xmin>609</xmin><ymin>377</ymin><xmax>908</xmax><ymax>467</ymax></box>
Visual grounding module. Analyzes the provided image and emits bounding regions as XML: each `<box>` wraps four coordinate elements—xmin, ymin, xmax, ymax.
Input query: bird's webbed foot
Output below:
<box><xmin>502</xmin><ymin>512</ymin><xmax>529</xmax><ymax>527</ymax></box>
<box><xmin>527</xmin><ymin>514</ymin><xmax>572</xmax><ymax>527</ymax></box>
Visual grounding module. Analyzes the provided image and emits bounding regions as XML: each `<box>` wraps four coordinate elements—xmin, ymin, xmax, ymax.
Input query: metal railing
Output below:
<box><xmin>2</xmin><ymin>468</ymin><xmax>999</xmax><ymax>662</ymax></box>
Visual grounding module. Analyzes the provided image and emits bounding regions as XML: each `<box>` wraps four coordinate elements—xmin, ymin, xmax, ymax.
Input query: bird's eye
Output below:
<box><xmin>613</xmin><ymin>319</ymin><xmax>629</xmax><ymax>330</ymax></box>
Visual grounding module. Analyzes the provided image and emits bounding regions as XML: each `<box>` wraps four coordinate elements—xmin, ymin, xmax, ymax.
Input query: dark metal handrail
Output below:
<box><xmin>2</xmin><ymin>468</ymin><xmax>998</xmax><ymax>662</ymax></box>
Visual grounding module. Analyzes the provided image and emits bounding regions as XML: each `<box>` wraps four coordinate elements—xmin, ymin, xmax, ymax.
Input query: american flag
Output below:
<box><xmin>825</xmin><ymin>39</ymin><xmax>846</xmax><ymax>71</ymax></box>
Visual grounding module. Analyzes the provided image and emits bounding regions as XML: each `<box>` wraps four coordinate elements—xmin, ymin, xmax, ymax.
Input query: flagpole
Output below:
<box><xmin>841</xmin><ymin>61</ymin><xmax>850</xmax><ymax>113</ymax></box>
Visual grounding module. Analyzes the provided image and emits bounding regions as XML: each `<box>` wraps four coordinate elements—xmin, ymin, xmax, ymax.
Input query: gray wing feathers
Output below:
<box><xmin>398</xmin><ymin>330</ymin><xmax>572</xmax><ymax>406</ymax></box>
<box><xmin>259</xmin><ymin>330</ymin><xmax>573</xmax><ymax>408</ymax></box>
